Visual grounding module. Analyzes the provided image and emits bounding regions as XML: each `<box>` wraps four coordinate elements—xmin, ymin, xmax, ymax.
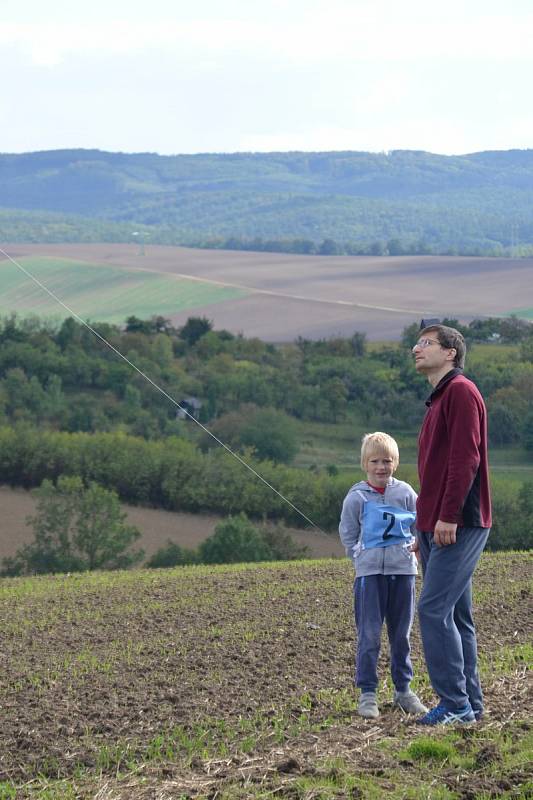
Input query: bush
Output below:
<box><xmin>259</xmin><ymin>523</ymin><xmax>309</xmax><ymax>560</ymax></box>
<box><xmin>488</xmin><ymin>404</ymin><xmax>521</xmax><ymax>446</ymax></box>
<box><xmin>1</xmin><ymin>475</ymin><xmax>143</xmax><ymax>576</ymax></box>
<box><xmin>203</xmin><ymin>404</ymin><xmax>298</xmax><ymax>464</ymax></box>
<box><xmin>179</xmin><ymin>316</ymin><xmax>212</xmax><ymax>346</ymax></box>
<box><xmin>199</xmin><ymin>514</ymin><xmax>273</xmax><ymax>564</ymax></box>
<box><xmin>146</xmin><ymin>540</ymin><xmax>198</xmax><ymax>568</ymax></box>
<box><xmin>486</xmin><ymin>481</ymin><xmax>533</xmax><ymax>551</ymax></box>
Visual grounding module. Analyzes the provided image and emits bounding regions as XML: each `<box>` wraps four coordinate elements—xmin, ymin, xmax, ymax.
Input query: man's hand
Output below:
<box><xmin>433</xmin><ymin>520</ymin><xmax>457</xmax><ymax>547</ymax></box>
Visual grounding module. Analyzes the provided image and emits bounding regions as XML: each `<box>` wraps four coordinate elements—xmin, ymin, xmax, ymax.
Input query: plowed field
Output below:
<box><xmin>0</xmin><ymin>552</ymin><xmax>531</xmax><ymax>799</ymax></box>
<box><xmin>2</xmin><ymin>243</ymin><xmax>533</xmax><ymax>341</ymax></box>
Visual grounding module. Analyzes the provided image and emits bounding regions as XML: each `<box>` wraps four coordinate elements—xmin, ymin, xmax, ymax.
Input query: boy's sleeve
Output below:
<box><xmin>339</xmin><ymin>491</ymin><xmax>362</xmax><ymax>560</ymax></box>
<box><xmin>406</xmin><ymin>483</ymin><xmax>418</xmax><ymax>534</ymax></box>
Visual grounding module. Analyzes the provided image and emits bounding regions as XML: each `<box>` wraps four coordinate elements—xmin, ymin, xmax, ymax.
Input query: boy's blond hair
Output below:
<box><xmin>360</xmin><ymin>432</ymin><xmax>399</xmax><ymax>470</ymax></box>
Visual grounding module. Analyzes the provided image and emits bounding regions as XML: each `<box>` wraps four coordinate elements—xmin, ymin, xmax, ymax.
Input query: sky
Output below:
<box><xmin>1</xmin><ymin>0</ymin><xmax>532</xmax><ymax>157</ymax></box>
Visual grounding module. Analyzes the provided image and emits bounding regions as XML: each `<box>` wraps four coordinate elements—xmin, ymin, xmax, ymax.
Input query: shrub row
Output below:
<box><xmin>147</xmin><ymin>514</ymin><xmax>309</xmax><ymax>568</ymax></box>
<box><xmin>0</xmin><ymin>426</ymin><xmax>349</xmax><ymax>531</ymax></box>
<box><xmin>0</xmin><ymin>426</ymin><xmax>530</xmax><ymax>549</ymax></box>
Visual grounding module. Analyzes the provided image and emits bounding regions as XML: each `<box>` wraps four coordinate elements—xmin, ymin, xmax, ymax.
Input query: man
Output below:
<box><xmin>412</xmin><ymin>323</ymin><xmax>491</xmax><ymax>725</ymax></box>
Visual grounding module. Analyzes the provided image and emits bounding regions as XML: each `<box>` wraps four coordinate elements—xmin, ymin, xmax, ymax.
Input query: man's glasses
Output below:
<box><xmin>413</xmin><ymin>337</ymin><xmax>441</xmax><ymax>350</ymax></box>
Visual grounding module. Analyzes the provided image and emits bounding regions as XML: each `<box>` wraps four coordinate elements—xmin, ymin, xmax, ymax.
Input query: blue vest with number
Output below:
<box><xmin>361</xmin><ymin>501</ymin><xmax>416</xmax><ymax>549</ymax></box>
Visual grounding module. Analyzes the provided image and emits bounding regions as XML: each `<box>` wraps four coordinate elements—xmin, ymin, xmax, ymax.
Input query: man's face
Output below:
<box><xmin>412</xmin><ymin>335</ymin><xmax>455</xmax><ymax>376</ymax></box>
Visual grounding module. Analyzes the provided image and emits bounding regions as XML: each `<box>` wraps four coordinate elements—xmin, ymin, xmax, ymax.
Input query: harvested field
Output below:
<box><xmin>2</xmin><ymin>243</ymin><xmax>533</xmax><ymax>340</ymax></box>
<box><xmin>0</xmin><ymin>552</ymin><xmax>531</xmax><ymax>798</ymax></box>
<box><xmin>0</xmin><ymin>485</ymin><xmax>344</xmax><ymax>563</ymax></box>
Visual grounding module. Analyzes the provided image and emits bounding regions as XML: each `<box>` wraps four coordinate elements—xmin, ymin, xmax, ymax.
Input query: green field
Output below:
<box><xmin>0</xmin><ymin>554</ymin><xmax>531</xmax><ymax>799</ymax></box>
<box><xmin>0</xmin><ymin>257</ymin><xmax>248</xmax><ymax>323</ymax></box>
<box><xmin>511</xmin><ymin>308</ymin><xmax>533</xmax><ymax>319</ymax></box>
<box><xmin>291</xmin><ymin>419</ymin><xmax>533</xmax><ymax>489</ymax></box>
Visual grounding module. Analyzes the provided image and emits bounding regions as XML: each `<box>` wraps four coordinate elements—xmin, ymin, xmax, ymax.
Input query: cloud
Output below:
<box><xmin>1</xmin><ymin>0</ymin><xmax>532</xmax><ymax>155</ymax></box>
<box><xmin>0</xmin><ymin>19</ymin><xmax>269</xmax><ymax>66</ymax></box>
<box><xmin>1</xmin><ymin>5</ymin><xmax>533</xmax><ymax>68</ymax></box>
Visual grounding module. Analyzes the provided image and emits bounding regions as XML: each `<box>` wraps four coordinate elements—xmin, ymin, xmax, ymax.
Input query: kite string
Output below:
<box><xmin>0</xmin><ymin>246</ymin><xmax>325</xmax><ymax>532</ymax></box>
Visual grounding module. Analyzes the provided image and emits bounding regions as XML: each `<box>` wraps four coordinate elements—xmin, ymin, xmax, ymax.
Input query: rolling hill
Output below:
<box><xmin>1</xmin><ymin>148</ymin><xmax>533</xmax><ymax>252</ymax></box>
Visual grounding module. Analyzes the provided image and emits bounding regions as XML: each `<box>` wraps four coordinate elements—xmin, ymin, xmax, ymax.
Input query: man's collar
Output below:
<box><xmin>425</xmin><ymin>368</ymin><xmax>463</xmax><ymax>407</ymax></box>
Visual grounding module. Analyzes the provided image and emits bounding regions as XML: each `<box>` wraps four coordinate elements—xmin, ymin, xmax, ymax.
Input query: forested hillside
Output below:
<box><xmin>1</xmin><ymin>149</ymin><xmax>533</xmax><ymax>254</ymax></box>
<box><xmin>1</xmin><ymin>313</ymin><xmax>532</xmax><ymax>548</ymax></box>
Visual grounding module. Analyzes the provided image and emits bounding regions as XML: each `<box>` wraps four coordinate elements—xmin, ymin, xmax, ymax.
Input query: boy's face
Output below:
<box><xmin>364</xmin><ymin>452</ymin><xmax>396</xmax><ymax>488</ymax></box>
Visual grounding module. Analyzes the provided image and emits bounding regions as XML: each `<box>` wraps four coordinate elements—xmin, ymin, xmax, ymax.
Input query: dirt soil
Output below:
<box><xmin>0</xmin><ymin>485</ymin><xmax>344</xmax><ymax>562</ymax></box>
<box><xmin>3</xmin><ymin>243</ymin><xmax>533</xmax><ymax>341</ymax></box>
<box><xmin>0</xmin><ymin>553</ymin><xmax>530</xmax><ymax>796</ymax></box>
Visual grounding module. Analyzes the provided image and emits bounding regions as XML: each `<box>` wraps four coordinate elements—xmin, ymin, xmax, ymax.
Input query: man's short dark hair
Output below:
<box><xmin>420</xmin><ymin>324</ymin><xmax>466</xmax><ymax>369</ymax></box>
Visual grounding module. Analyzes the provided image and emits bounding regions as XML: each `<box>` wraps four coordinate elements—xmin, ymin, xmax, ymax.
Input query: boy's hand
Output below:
<box><xmin>433</xmin><ymin>520</ymin><xmax>457</xmax><ymax>547</ymax></box>
<box><xmin>409</xmin><ymin>537</ymin><xmax>420</xmax><ymax>561</ymax></box>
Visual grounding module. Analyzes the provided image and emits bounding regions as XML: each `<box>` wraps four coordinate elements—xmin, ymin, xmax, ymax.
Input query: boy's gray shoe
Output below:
<box><xmin>394</xmin><ymin>689</ymin><xmax>428</xmax><ymax>715</ymax></box>
<box><xmin>358</xmin><ymin>692</ymin><xmax>379</xmax><ymax>718</ymax></box>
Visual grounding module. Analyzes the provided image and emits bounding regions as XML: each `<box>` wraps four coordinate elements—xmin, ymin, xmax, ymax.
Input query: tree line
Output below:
<box><xmin>0</xmin><ymin>426</ymin><xmax>346</xmax><ymax>529</ymax></box>
<box><xmin>186</xmin><ymin>235</ymin><xmax>530</xmax><ymax>259</ymax></box>
<box><xmin>0</xmin><ymin>421</ymin><xmax>531</xmax><ymax>555</ymax></box>
<box><xmin>2</xmin><ymin>313</ymin><xmax>533</xmax><ymax>452</ymax></box>
<box><xmin>2</xmin><ymin>210</ymin><xmax>533</xmax><ymax>258</ymax></box>
<box><xmin>0</xmin><ymin>312</ymin><xmax>532</xmax><ymax>565</ymax></box>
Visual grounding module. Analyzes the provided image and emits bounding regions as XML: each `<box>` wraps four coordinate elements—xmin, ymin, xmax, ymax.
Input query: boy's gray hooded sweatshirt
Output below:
<box><xmin>339</xmin><ymin>478</ymin><xmax>418</xmax><ymax>577</ymax></box>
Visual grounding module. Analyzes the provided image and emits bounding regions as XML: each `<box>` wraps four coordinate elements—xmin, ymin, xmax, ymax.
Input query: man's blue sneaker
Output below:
<box><xmin>416</xmin><ymin>702</ymin><xmax>476</xmax><ymax>725</ymax></box>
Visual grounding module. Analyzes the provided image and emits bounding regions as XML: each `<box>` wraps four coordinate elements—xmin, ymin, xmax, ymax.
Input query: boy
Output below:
<box><xmin>339</xmin><ymin>432</ymin><xmax>427</xmax><ymax>719</ymax></box>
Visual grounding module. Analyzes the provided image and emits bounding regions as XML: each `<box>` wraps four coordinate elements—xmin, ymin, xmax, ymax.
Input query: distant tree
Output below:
<box><xmin>203</xmin><ymin>404</ymin><xmax>298</xmax><ymax>463</ymax></box>
<box><xmin>146</xmin><ymin>540</ymin><xmax>198</xmax><ymax>568</ymax></box>
<box><xmin>43</xmin><ymin>374</ymin><xmax>66</xmax><ymax>420</ymax></box>
<box><xmin>401</xmin><ymin>322</ymin><xmax>420</xmax><ymax>349</ymax></box>
<box><xmin>413</xmin><ymin>239</ymin><xmax>432</xmax><ymax>255</ymax></box>
<box><xmin>3</xmin><ymin>368</ymin><xmax>46</xmax><ymax>418</ymax></box>
<box><xmin>318</xmin><ymin>238</ymin><xmax>341</xmax><ymax>255</ymax></box>
<box><xmin>224</xmin><ymin>237</ymin><xmax>244</xmax><ymax>251</ymax></box>
<box><xmin>66</xmin><ymin>396</ymin><xmax>108</xmax><ymax>433</ymax></box>
<box><xmin>499</xmin><ymin>315</ymin><xmax>532</xmax><ymax>343</ymax></box>
<box><xmin>240</xmin><ymin>407</ymin><xmax>298</xmax><ymax>463</ymax></box>
<box><xmin>259</xmin><ymin>523</ymin><xmax>309</xmax><ymax>560</ymax></box>
<box><xmin>369</xmin><ymin>240</ymin><xmax>387</xmax><ymax>256</ymax></box>
<box><xmin>199</xmin><ymin>514</ymin><xmax>273</xmax><ymax>564</ymax></box>
<box><xmin>151</xmin><ymin>315</ymin><xmax>174</xmax><ymax>334</ymax></box>
<box><xmin>290</xmin><ymin>239</ymin><xmax>316</xmax><ymax>254</ymax></box>
<box><xmin>56</xmin><ymin>317</ymin><xmax>83</xmax><ymax>349</ymax></box>
<box><xmin>0</xmin><ymin>314</ymin><xmax>27</xmax><ymax>343</ymax></box>
<box><xmin>467</xmin><ymin>317</ymin><xmax>504</xmax><ymax>342</ymax></box>
<box><xmin>125</xmin><ymin>316</ymin><xmax>153</xmax><ymax>334</ymax></box>
<box><xmin>351</xmin><ymin>332</ymin><xmax>367</xmax><ymax>357</ymax></box>
<box><xmin>1</xmin><ymin>476</ymin><xmax>143</xmax><ymax>576</ymax></box>
<box><xmin>386</xmin><ymin>238</ymin><xmax>405</xmax><ymax>256</ymax></box>
<box><xmin>489</xmin><ymin>481</ymin><xmax>533</xmax><ymax>550</ymax></box>
<box><xmin>523</xmin><ymin>410</ymin><xmax>533</xmax><ymax>452</ymax></box>
<box><xmin>488</xmin><ymin>404</ymin><xmax>520</xmax><ymax>446</ymax></box>
<box><xmin>179</xmin><ymin>317</ymin><xmax>213</xmax><ymax>346</ymax></box>
<box><xmin>520</xmin><ymin>338</ymin><xmax>533</xmax><ymax>363</ymax></box>
<box><xmin>324</xmin><ymin>377</ymin><xmax>349</xmax><ymax>421</ymax></box>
